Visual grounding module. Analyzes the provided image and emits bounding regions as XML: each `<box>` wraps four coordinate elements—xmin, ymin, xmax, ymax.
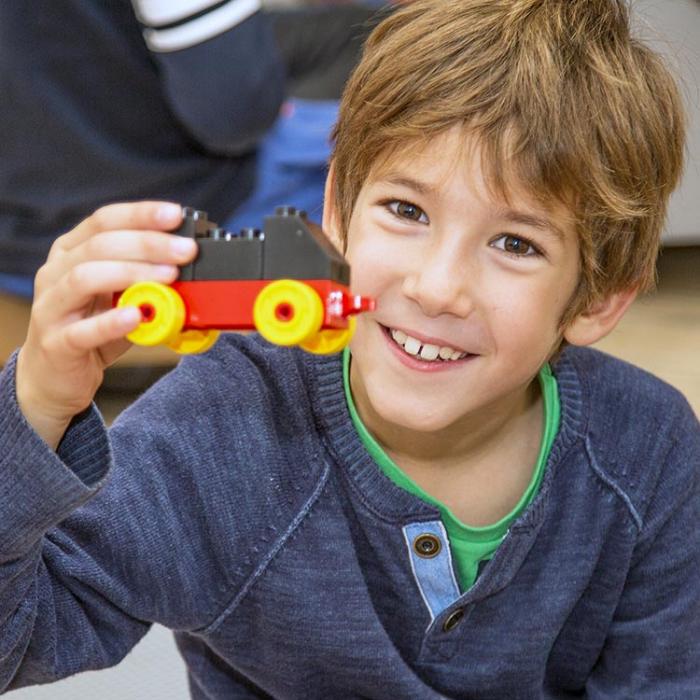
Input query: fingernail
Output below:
<box><xmin>156</xmin><ymin>203</ymin><xmax>182</xmax><ymax>223</ymax></box>
<box><xmin>118</xmin><ymin>306</ymin><xmax>141</xmax><ymax>327</ymax></box>
<box><xmin>171</xmin><ymin>237</ymin><xmax>197</xmax><ymax>258</ymax></box>
<box><xmin>155</xmin><ymin>264</ymin><xmax>178</xmax><ymax>278</ymax></box>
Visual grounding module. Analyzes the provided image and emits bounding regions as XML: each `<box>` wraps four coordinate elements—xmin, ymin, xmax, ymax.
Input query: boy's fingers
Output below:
<box><xmin>59</xmin><ymin>306</ymin><xmax>143</xmax><ymax>355</ymax></box>
<box><xmin>98</xmin><ymin>336</ymin><xmax>138</xmax><ymax>367</ymax></box>
<box><xmin>56</xmin><ymin>201</ymin><xmax>183</xmax><ymax>253</ymax></box>
<box><xmin>34</xmin><ymin>260</ymin><xmax>180</xmax><ymax>320</ymax></box>
<box><xmin>36</xmin><ymin>229</ymin><xmax>195</xmax><ymax>292</ymax></box>
<box><xmin>71</xmin><ymin>229</ymin><xmax>197</xmax><ymax>267</ymax></box>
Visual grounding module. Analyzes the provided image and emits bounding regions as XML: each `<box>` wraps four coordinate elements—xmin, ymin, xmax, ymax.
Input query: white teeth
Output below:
<box><xmin>393</xmin><ymin>329</ymin><xmax>407</xmax><ymax>345</ymax></box>
<box><xmin>389</xmin><ymin>328</ymin><xmax>468</xmax><ymax>362</ymax></box>
<box><xmin>403</xmin><ymin>336</ymin><xmax>421</xmax><ymax>356</ymax></box>
<box><xmin>420</xmin><ymin>344</ymin><xmax>440</xmax><ymax>361</ymax></box>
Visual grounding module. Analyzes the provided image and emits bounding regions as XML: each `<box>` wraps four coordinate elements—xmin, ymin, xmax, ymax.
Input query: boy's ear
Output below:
<box><xmin>322</xmin><ymin>161</ymin><xmax>343</xmax><ymax>250</ymax></box>
<box><xmin>563</xmin><ymin>287</ymin><xmax>638</xmax><ymax>346</ymax></box>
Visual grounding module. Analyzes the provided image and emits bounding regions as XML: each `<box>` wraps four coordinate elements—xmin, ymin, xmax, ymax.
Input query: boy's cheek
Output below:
<box><xmin>347</xmin><ymin>247</ymin><xmax>393</xmax><ymax>290</ymax></box>
<box><xmin>348</xmin><ymin>231</ymin><xmax>418</xmax><ymax>273</ymax></box>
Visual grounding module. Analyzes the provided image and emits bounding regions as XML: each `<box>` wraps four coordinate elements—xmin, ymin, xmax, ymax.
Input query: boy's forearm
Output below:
<box><xmin>15</xmin><ymin>370</ymin><xmax>73</xmax><ymax>451</ymax></box>
<box><xmin>0</xmin><ymin>355</ymin><xmax>110</xmax><ymax>553</ymax></box>
<box><xmin>15</xmin><ymin>344</ymin><xmax>91</xmax><ymax>451</ymax></box>
<box><xmin>0</xmin><ymin>356</ymin><xmax>117</xmax><ymax>690</ymax></box>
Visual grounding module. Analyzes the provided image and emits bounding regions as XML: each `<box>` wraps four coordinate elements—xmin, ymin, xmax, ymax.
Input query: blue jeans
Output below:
<box><xmin>0</xmin><ymin>273</ymin><xmax>33</xmax><ymax>299</ymax></box>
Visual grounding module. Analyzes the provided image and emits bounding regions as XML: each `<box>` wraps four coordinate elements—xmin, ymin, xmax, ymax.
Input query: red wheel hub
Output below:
<box><xmin>275</xmin><ymin>302</ymin><xmax>294</xmax><ymax>322</ymax></box>
<box><xmin>139</xmin><ymin>303</ymin><xmax>156</xmax><ymax>323</ymax></box>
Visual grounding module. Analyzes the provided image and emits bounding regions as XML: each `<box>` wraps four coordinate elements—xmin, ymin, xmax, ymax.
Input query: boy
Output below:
<box><xmin>2</xmin><ymin>0</ymin><xmax>698</xmax><ymax>697</ymax></box>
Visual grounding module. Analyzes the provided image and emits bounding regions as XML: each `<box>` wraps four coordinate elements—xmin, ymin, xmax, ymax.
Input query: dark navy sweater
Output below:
<box><xmin>0</xmin><ymin>336</ymin><xmax>698</xmax><ymax>698</ymax></box>
<box><xmin>0</xmin><ymin>0</ymin><xmax>284</xmax><ymax>278</ymax></box>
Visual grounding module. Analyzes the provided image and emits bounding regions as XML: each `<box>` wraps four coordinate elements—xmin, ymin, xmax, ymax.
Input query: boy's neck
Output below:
<box><xmin>350</xmin><ymin>370</ymin><xmax>544</xmax><ymax>525</ymax></box>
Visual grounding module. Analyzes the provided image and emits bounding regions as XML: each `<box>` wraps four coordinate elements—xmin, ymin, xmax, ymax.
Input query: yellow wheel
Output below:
<box><xmin>117</xmin><ymin>281</ymin><xmax>185</xmax><ymax>346</ymax></box>
<box><xmin>253</xmin><ymin>280</ymin><xmax>324</xmax><ymax>346</ymax></box>
<box><xmin>167</xmin><ymin>329</ymin><xmax>221</xmax><ymax>355</ymax></box>
<box><xmin>300</xmin><ymin>316</ymin><xmax>357</xmax><ymax>355</ymax></box>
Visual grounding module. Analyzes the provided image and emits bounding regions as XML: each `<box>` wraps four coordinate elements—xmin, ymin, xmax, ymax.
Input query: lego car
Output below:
<box><xmin>115</xmin><ymin>206</ymin><xmax>375</xmax><ymax>355</ymax></box>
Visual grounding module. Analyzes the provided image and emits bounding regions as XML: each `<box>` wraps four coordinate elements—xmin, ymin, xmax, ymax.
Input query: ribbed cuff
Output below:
<box><xmin>0</xmin><ymin>352</ymin><xmax>112</xmax><ymax>558</ymax></box>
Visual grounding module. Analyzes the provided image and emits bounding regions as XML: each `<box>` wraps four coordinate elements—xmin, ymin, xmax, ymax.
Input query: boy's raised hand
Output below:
<box><xmin>15</xmin><ymin>201</ymin><xmax>197</xmax><ymax>450</ymax></box>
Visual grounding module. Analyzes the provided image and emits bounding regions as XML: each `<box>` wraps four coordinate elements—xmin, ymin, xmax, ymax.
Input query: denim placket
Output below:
<box><xmin>403</xmin><ymin>520</ymin><xmax>461</xmax><ymax>621</ymax></box>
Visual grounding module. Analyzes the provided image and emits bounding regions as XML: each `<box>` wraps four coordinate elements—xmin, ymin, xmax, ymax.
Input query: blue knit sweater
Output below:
<box><xmin>1</xmin><ymin>335</ymin><xmax>698</xmax><ymax>698</ymax></box>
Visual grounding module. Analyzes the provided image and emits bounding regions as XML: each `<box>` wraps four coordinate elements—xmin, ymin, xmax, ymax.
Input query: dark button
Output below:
<box><xmin>413</xmin><ymin>533</ymin><xmax>441</xmax><ymax>558</ymax></box>
<box><xmin>442</xmin><ymin>607</ymin><xmax>465</xmax><ymax>632</ymax></box>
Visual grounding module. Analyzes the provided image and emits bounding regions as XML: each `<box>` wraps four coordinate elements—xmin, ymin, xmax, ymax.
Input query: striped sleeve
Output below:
<box><xmin>128</xmin><ymin>0</ymin><xmax>285</xmax><ymax>153</ymax></box>
<box><xmin>132</xmin><ymin>0</ymin><xmax>262</xmax><ymax>53</ymax></box>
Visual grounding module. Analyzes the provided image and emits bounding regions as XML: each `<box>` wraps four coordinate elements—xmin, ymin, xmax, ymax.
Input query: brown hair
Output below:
<box><xmin>331</xmin><ymin>0</ymin><xmax>686</xmax><ymax>321</ymax></box>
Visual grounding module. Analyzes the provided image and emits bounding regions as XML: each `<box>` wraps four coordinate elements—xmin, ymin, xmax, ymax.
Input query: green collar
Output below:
<box><xmin>342</xmin><ymin>348</ymin><xmax>560</xmax><ymax>545</ymax></box>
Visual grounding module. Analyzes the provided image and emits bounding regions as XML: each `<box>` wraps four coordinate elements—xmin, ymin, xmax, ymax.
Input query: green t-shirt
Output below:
<box><xmin>342</xmin><ymin>349</ymin><xmax>560</xmax><ymax>591</ymax></box>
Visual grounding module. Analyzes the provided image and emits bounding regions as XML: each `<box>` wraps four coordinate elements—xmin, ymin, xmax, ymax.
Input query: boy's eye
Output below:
<box><xmin>491</xmin><ymin>234</ymin><xmax>540</xmax><ymax>257</ymax></box>
<box><xmin>387</xmin><ymin>200</ymin><xmax>429</xmax><ymax>223</ymax></box>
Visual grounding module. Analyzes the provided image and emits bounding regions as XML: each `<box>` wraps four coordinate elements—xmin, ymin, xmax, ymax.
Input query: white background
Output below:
<box><xmin>637</xmin><ymin>0</ymin><xmax>700</xmax><ymax>244</ymax></box>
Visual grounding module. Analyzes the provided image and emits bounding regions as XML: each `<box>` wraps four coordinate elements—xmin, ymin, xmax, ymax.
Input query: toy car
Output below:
<box><xmin>115</xmin><ymin>206</ymin><xmax>375</xmax><ymax>355</ymax></box>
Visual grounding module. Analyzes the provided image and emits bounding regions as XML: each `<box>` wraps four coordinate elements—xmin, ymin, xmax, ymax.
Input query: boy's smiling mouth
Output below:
<box><xmin>380</xmin><ymin>324</ymin><xmax>474</xmax><ymax>367</ymax></box>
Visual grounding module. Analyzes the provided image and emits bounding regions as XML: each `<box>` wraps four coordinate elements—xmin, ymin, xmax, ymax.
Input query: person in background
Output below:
<box><xmin>0</xmin><ymin>0</ymin><xmax>388</xmax><ymax>373</ymax></box>
<box><xmin>228</xmin><ymin>1</ymin><xmax>393</xmax><ymax>229</ymax></box>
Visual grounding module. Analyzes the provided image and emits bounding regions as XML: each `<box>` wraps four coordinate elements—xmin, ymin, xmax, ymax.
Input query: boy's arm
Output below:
<box><xmin>586</xmin><ymin>408</ymin><xmax>700</xmax><ymax>697</ymax></box>
<box><xmin>0</xmin><ymin>355</ymin><xmax>151</xmax><ymax>690</ymax></box>
<box><xmin>130</xmin><ymin>0</ymin><xmax>286</xmax><ymax>154</ymax></box>
<box><xmin>0</xmin><ymin>347</ymin><xmax>251</xmax><ymax>691</ymax></box>
<box><xmin>0</xmin><ymin>201</ymin><xmax>198</xmax><ymax>689</ymax></box>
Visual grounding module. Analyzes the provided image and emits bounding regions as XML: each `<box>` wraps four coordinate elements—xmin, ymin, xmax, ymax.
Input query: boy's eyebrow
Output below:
<box><xmin>498</xmin><ymin>208</ymin><xmax>566</xmax><ymax>242</ymax></box>
<box><xmin>382</xmin><ymin>175</ymin><xmax>434</xmax><ymax>196</ymax></box>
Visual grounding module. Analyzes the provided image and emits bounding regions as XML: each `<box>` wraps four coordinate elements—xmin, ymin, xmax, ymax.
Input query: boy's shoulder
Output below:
<box><xmin>558</xmin><ymin>345</ymin><xmax>695</xmax><ymax>426</ymax></box>
<box><xmin>177</xmin><ymin>331</ymin><xmax>317</xmax><ymax>404</ymax></box>
<box><xmin>108</xmin><ymin>333</ymin><xmax>335</xmax><ymax>556</ymax></box>
<box><xmin>113</xmin><ymin>332</ymin><xmax>332</xmax><ymax>486</ymax></box>
<box><xmin>556</xmin><ymin>346</ymin><xmax>699</xmax><ymax>522</ymax></box>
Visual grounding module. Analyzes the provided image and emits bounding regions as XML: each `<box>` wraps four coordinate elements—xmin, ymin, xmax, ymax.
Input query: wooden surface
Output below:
<box><xmin>593</xmin><ymin>246</ymin><xmax>699</xmax><ymax>416</ymax></box>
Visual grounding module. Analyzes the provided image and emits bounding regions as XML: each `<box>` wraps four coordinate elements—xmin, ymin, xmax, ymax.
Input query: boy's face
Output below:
<box><xmin>331</xmin><ymin>127</ymin><xmax>583</xmax><ymax>436</ymax></box>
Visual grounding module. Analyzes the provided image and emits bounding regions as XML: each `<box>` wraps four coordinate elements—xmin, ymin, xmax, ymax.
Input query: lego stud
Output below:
<box><xmin>275</xmin><ymin>205</ymin><xmax>297</xmax><ymax>217</ymax></box>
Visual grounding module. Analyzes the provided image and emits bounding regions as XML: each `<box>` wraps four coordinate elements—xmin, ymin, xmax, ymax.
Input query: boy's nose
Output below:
<box><xmin>401</xmin><ymin>253</ymin><xmax>475</xmax><ymax>319</ymax></box>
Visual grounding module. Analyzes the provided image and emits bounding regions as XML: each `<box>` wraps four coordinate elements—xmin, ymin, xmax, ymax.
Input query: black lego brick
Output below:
<box><xmin>173</xmin><ymin>206</ymin><xmax>349</xmax><ymax>284</ymax></box>
<box><xmin>262</xmin><ymin>209</ymin><xmax>350</xmax><ymax>285</ymax></box>
<box><xmin>175</xmin><ymin>208</ymin><xmax>213</xmax><ymax>282</ymax></box>
<box><xmin>192</xmin><ymin>237</ymin><xmax>263</xmax><ymax>280</ymax></box>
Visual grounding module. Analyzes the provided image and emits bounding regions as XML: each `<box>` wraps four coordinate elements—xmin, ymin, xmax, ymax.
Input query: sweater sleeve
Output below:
<box><xmin>0</xmin><ymin>354</ymin><xmax>154</xmax><ymax>691</ymax></box>
<box><xmin>130</xmin><ymin>0</ymin><xmax>286</xmax><ymax>154</ymax></box>
<box><xmin>585</xmin><ymin>403</ymin><xmax>700</xmax><ymax>698</ymax></box>
<box><xmin>0</xmin><ymin>338</ymin><xmax>298</xmax><ymax>692</ymax></box>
